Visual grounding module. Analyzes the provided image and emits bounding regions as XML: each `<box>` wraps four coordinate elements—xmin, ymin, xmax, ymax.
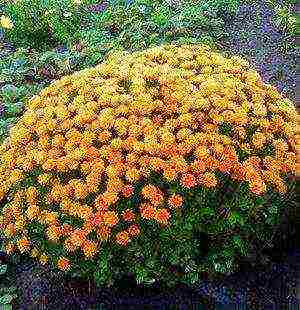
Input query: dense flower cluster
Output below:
<box><xmin>0</xmin><ymin>43</ymin><xmax>297</xmax><ymax>273</ymax></box>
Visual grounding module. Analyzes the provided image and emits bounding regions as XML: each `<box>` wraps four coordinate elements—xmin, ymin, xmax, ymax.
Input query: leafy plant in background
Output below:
<box><xmin>273</xmin><ymin>4</ymin><xmax>297</xmax><ymax>34</ymax></box>
<box><xmin>1</xmin><ymin>0</ymin><xmax>243</xmax><ymax>52</ymax></box>
<box><xmin>1</xmin><ymin>0</ymin><xmax>86</xmax><ymax>50</ymax></box>
<box><xmin>0</xmin><ymin>262</ymin><xmax>18</xmax><ymax>309</ymax></box>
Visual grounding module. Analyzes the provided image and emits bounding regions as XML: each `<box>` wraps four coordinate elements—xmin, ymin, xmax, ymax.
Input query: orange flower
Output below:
<box><xmin>106</xmin><ymin>177</ymin><xmax>123</xmax><ymax>192</ymax></box>
<box><xmin>180</xmin><ymin>173</ymin><xmax>197</xmax><ymax>189</ymax></box>
<box><xmin>141</xmin><ymin>184</ymin><xmax>164</xmax><ymax>206</ymax></box>
<box><xmin>82</xmin><ymin>220</ymin><xmax>94</xmax><ymax>234</ymax></box>
<box><xmin>230</xmin><ymin>162</ymin><xmax>246</xmax><ymax>181</ymax></box>
<box><xmin>26</xmin><ymin>186</ymin><xmax>38</xmax><ymax>204</ymax></box>
<box><xmin>149</xmin><ymin>157</ymin><xmax>165</xmax><ymax>172</ymax></box>
<box><xmin>149</xmin><ymin>192</ymin><xmax>164</xmax><ymax>206</ymax></box>
<box><xmin>81</xmin><ymin>240</ymin><xmax>98</xmax><ymax>258</ymax></box>
<box><xmin>116</xmin><ymin>230</ymin><xmax>131</xmax><ymax>246</ymax></box>
<box><xmin>10</xmin><ymin>204</ymin><xmax>22</xmax><ymax>218</ymax></box>
<box><xmin>61</xmin><ymin>223</ymin><xmax>73</xmax><ymax>236</ymax></box>
<box><xmin>163</xmin><ymin>166</ymin><xmax>178</xmax><ymax>182</ymax></box>
<box><xmin>201</xmin><ymin>172</ymin><xmax>218</xmax><ymax>188</ymax></box>
<box><xmin>52</xmin><ymin>134</ymin><xmax>66</xmax><ymax>148</ymax></box>
<box><xmin>69</xmin><ymin>229</ymin><xmax>87</xmax><ymax>247</ymax></box>
<box><xmin>273</xmin><ymin>179</ymin><xmax>287</xmax><ymax>195</ymax></box>
<box><xmin>251</xmin><ymin>131</ymin><xmax>266</xmax><ymax>149</ymax></box>
<box><xmin>5</xmin><ymin>243</ymin><xmax>15</xmax><ymax>255</ymax></box>
<box><xmin>46</xmin><ymin>225</ymin><xmax>62</xmax><ymax>242</ymax></box>
<box><xmin>155</xmin><ymin>208</ymin><xmax>171</xmax><ymax>225</ymax></box>
<box><xmin>121</xmin><ymin>184</ymin><xmax>134</xmax><ymax>198</ymax></box>
<box><xmin>17</xmin><ymin>237</ymin><xmax>30</xmax><ymax>253</ymax></box>
<box><xmin>139</xmin><ymin>155</ymin><xmax>151</xmax><ymax>168</ymax></box>
<box><xmin>102</xmin><ymin>211</ymin><xmax>119</xmax><ymax>227</ymax></box>
<box><xmin>223</xmin><ymin>146</ymin><xmax>238</xmax><ymax>162</ymax></box>
<box><xmin>121</xmin><ymin>209</ymin><xmax>136</xmax><ymax>222</ymax></box>
<box><xmin>195</xmin><ymin>146</ymin><xmax>210</xmax><ymax>159</ymax></box>
<box><xmin>64</xmin><ymin>238</ymin><xmax>77</xmax><ymax>253</ymax></box>
<box><xmin>139</xmin><ymin>203</ymin><xmax>157</xmax><ymax>220</ymax></box>
<box><xmin>102</xmin><ymin>191</ymin><xmax>119</xmax><ymax>206</ymax></box>
<box><xmin>107</xmin><ymin>150</ymin><xmax>124</xmax><ymax>164</ymax></box>
<box><xmin>57</xmin><ymin>257</ymin><xmax>71</xmax><ymax>271</ymax></box>
<box><xmin>191</xmin><ymin>159</ymin><xmax>207</xmax><ymax>173</ymax></box>
<box><xmin>244</xmin><ymin>165</ymin><xmax>261</xmax><ymax>183</ymax></box>
<box><xmin>98</xmin><ymin>130</ymin><xmax>112</xmax><ymax>143</ymax></box>
<box><xmin>77</xmin><ymin>205</ymin><xmax>93</xmax><ymax>220</ymax></box>
<box><xmin>86</xmin><ymin>172</ymin><xmax>101</xmax><ymax>192</ymax></box>
<box><xmin>127</xmin><ymin>224</ymin><xmax>140</xmax><ymax>237</ymax></box>
<box><xmin>125</xmin><ymin>167</ymin><xmax>141</xmax><ymax>182</ymax></box>
<box><xmin>212</xmin><ymin>143</ymin><xmax>225</xmax><ymax>156</ymax></box>
<box><xmin>96</xmin><ymin>225</ymin><xmax>111</xmax><ymax>241</ymax></box>
<box><xmin>168</xmin><ymin>193</ymin><xmax>183</xmax><ymax>208</ymax></box>
<box><xmin>94</xmin><ymin>195</ymin><xmax>109</xmax><ymax>211</ymax></box>
<box><xmin>9</xmin><ymin>169</ymin><xmax>24</xmax><ymax>184</ymax></box>
<box><xmin>41</xmin><ymin>211</ymin><xmax>59</xmax><ymax>226</ymax></box>
<box><xmin>205</xmin><ymin>156</ymin><xmax>218</xmax><ymax>171</ymax></box>
<box><xmin>249</xmin><ymin>179</ymin><xmax>267</xmax><ymax>196</ymax></box>
<box><xmin>47</xmin><ymin>184</ymin><xmax>64</xmax><ymax>204</ymax></box>
<box><xmin>283</xmin><ymin>152</ymin><xmax>296</xmax><ymax>173</ymax></box>
<box><xmin>3</xmin><ymin>223</ymin><xmax>16</xmax><ymax>238</ymax></box>
<box><xmin>244</xmin><ymin>156</ymin><xmax>262</xmax><ymax>171</ymax></box>
<box><xmin>217</xmin><ymin>159</ymin><xmax>233</xmax><ymax>174</ymax></box>
<box><xmin>71</xmin><ymin>180</ymin><xmax>89</xmax><ymax>200</ymax></box>
<box><xmin>21</xmin><ymin>157</ymin><xmax>35</xmax><ymax>172</ymax></box>
<box><xmin>141</xmin><ymin>184</ymin><xmax>155</xmax><ymax>199</ymax></box>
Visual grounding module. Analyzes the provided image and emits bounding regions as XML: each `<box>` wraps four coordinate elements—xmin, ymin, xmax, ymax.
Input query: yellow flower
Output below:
<box><xmin>5</xmin><ymin>243</ymin><xmax>15</xmax><ymax>255</ymax></box>
<box><xmin>30</xmin><ymin>247</ymin><xmax>39</xmax><ymax>258</ymax></box>
<box><xmin>111</xmin><ymin>138</ymin><xmax>123</xmax><ymax>149</ymax></box>
<box><xmin>125</xmin><ymin>167</ymin><xmax>141</xmax><ymax>182</ymax></box>
<box><xmin>0</xmin><ymin>15</ymin><xmax>13</xmax><ymax>29</ymax></box>
<box><xmin>39</xmin><ymin>253</ymin><xmax>49</xmax><ymax>265</ymax></box>
<box><xmin>15</xmin><ymin>216</ymin><xmax>27</xmax><ymax>230</ymax></box>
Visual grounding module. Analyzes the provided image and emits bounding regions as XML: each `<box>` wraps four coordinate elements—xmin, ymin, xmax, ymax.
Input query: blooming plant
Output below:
<box><xmin>0</xmin><ymin>43</ymin><xmax>297</xmax><ymax>287</ymax></box>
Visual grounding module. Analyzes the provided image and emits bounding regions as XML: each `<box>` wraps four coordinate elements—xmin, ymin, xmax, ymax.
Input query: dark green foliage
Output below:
<box><xmin>2</xmin><ymin>0</ymin><xmax>85</xmax><ymax>50</ymax></box>
<box><xmin>218</xmin><ymin>122</ymin><xmax>233</xmax><ymax>136</ymax></box>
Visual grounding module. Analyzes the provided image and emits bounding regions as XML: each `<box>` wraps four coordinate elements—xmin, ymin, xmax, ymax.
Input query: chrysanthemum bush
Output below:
<box><xmin>0</xmin><ymin>43</ymin><xmax>297</xmax><ymax>287</ymax></box>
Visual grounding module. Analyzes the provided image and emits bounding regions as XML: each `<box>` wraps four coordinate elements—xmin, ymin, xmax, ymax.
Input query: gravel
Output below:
<box><xmin>221</xmin><ymin>0</ymin><xmax>298</xmax><ymax>103</ymax></box>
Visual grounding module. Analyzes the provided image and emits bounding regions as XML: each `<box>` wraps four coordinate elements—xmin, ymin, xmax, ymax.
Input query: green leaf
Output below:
<box><xmin>0</xmin><ymin>287</ymin><xmax>17</xmax><ymax>295</ymax></box>
<box><xmin>168</xmin><ymin>252</ymin><xmax>180</xmax><ymax>265</ymax></box>
<box><xmin>181</xmin><ymin>270</ymin><xmax>199</xmax><ymax>286</ymax></box>
<box><xmin>94</xmin><ymin>247</ymin><xmax>111</xmax><ymax>287</ymax></box>
<box><xmin>232</xmin><ymin>236</ymin><xmax>247</xmax><ymax>256</ymax></box>
<box><xmin>135</xmin><ymin>265</ymin><xmax>148</xmax><ymax>285</ymax></box>
<box><xmin>0</xmin><ymin>294</ymin><xmax>15</xmax><ymax>305</ymax></box>
<box><xmin>0</xmin><ymin>265</ymin><xmax>7</xmax><ymax>275</ymax></box>
<box><xmin>213</xmin><ymin>258</ymin><xmax>233</xmax><ymax>274</ymax></box>
<box><xmin>228</xmin><ymin>211</ymin><xmax>245</xmax><ymax>226</ymax></box>
<box><xmin>199</xmin><ymin>207</ymin><xmax>215</xmax><ymax>218</ymax></box>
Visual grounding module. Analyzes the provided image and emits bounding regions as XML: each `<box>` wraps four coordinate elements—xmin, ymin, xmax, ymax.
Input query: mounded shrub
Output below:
<box><xmin>0</xmin><ymin>43</ymin><xmax>297</xmax><ymax>287</ymax></box>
